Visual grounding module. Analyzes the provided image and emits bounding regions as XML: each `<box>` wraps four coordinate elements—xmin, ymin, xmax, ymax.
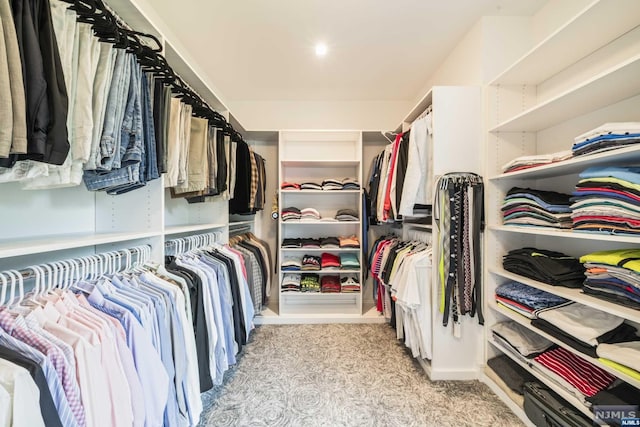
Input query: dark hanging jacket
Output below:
<box><xmin>8</xmin><ymin>0</ymin><xmax>69</xmax><ymax>167</ymax></box>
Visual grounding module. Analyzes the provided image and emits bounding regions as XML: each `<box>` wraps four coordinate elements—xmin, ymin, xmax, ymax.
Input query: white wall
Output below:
<box><xmin>229</xmin><ymin>100</ymin><xmax>412</xmax><ymax>132</ymax></box>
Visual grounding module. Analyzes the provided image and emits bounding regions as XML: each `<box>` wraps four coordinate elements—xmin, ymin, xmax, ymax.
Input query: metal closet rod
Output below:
<box><xmin>1</xmin><ymin>245</ymin><xmax>151</xmax><ymax>282</ymax></box>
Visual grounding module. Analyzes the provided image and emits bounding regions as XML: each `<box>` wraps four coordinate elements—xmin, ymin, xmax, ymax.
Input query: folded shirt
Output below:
<box><xmin>281</xmin><ymin>182</ymin><xmax>300</xmax><ymax>190</ymax></box>
<box><xmin>503</xmin><ymin>248</ymin><xmax>585</xmax><ymax>288</ymax></box>
<box><xmin>491</xmin><ymin>321</ymin><xmax>554</xmax><ymax>358</ymax></box>
<box><xmin>301</xmin><ymin>255</ymin><xmax>321</xmax><ymax>271</ymax></box>
<box><xmin>501</xmin><ymin>151</ymin><xmax>573</xmax><ymax>173</ymax></box>
<box><xmin>301</xmin><ymin>238</ymin><xmax>321</xmax><ymax>248</ymax></box>
<box><xmin>300</xmin><ymin>273</ymin><xmax>320</xmax><ymax>292</ymax></box>
<box><xmin>335</xmin><ymin>208</ymin><xmax>358</xmax><ymax>221</ymax></box>
<box><xmin>321</xmin><ymin>275</ymin><xmax>341</xmax><ymax>293</ymax></box>
<box><xmin>486</xmin><ymin>355</ymin><xmax>536</xmax><ymax>395</ymax></box>
<box><xmin>281</xmin><ymin>256</ymin><xmax>302</xmax><ymax>271</ymax></box>
<box><xmin>535</xmin><ymin>302</ymin><xmax>626</xmax><ymax>346</ymax></box>
<box><xmin>321</xmin><ymin>252</ymin><xmax>341</xmax><ymax>269</ymax></box>
<box><xmin>340</xmin><ymin>253</ymin><xmax>360</xmax><ymax>269</ymax></box>
<box><xmin>495</xmin><ymin>281</ymin><xmax>569</xmax><ymax>311</ymax></box>
<box><xmin>281</xmin><ymin>273</ymin><xmax>301</xmax><ymax>291</ymax></box>
<box><xmin>340</xmin><ymin>276</ymin><xmax>360</xmax><ymax>292</ymax></box>
<box><xmin>587</xmin><ymin>382</ymin><xmax>640</xmax><ymax>426</ymax></box>
<box><xmin>300</xmin><ymin>182</ymin><xmax>322</xmax><ymax>190</ymax></box>
<box><xmin>596</xmin><ymin>341</ymin><xmax>640</xmax><ymax>373</ymax></box>
<box><xmin>339</xmin><ymin>235</ymin><xmax>359</xmax><ymax>248</ymax></box>
<box><xmin>282</xmin><ymin>238</ymin><xmax>302</xmax><ymax>248</ymax></box>
<box><xmin>534</xmin><ymin>347</ymin><xmax>616</xmax><ymax>397</ymax></box>
<box><xmin>320</xmin><ymin>237</ymin><xmax>339</xmax><ymax>248</ymax></box>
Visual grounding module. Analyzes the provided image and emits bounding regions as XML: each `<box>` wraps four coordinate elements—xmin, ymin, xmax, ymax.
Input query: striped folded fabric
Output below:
<box><xmin>534</xmin><ymin>347</ymin><xmax>615</xmax><ymax>397</ymax></box>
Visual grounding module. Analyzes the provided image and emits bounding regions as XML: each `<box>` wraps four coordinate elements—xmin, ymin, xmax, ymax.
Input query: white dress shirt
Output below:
<box><xmin>0</xmin><ymin>358</ymin><xmax>46</xmax><ymax>427</ymax></box>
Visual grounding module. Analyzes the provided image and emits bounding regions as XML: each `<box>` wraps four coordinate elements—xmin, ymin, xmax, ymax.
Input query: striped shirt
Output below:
<box><xmin>534</xmin><ymin>347</ymin><xmax>615</xmax><ymax>397</ymax></box>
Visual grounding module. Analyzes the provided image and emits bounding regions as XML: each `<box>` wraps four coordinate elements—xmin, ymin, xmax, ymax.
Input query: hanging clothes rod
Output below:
<box><xmin>0</xmin><ymin>245</ymin><xmax>152</xmax><ymax>307</ymax></box>
<box><xmin>165</xmin><ymin>232</ymin><xmax>222</xmax><ymax>255</ymax></box>
<box><xmin>229</xmin><ymin>225</ymin><xmax>252</xmax><ymax>237</ymax></box>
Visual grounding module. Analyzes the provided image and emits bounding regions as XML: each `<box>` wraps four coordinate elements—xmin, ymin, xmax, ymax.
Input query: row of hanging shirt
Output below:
<box><xmin>369</xmin><ymin>234</ymin><xmax>433</xmax><ymax>360</ymax></box>
<box><xmin>367</xmin><ymin>110</ymin><xmax>433</xmax><ymax>224</ymax></box>
<box><xmin>0</xmin><ymin>239</ymin><xmax>256</xmax><ymax>427</ymax></box>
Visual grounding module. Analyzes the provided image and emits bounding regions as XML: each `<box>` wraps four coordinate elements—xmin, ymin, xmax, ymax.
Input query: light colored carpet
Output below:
<box><xmin>198</xmin><ymin>324</ymin><xmax>524</xmax><ymax>427</ymax></box>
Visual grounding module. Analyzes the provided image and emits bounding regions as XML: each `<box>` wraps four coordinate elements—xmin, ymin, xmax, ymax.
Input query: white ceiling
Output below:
<box><xmin>145</xmin><ymin>0</ymin><xmax>545</xmax><ymax>105</ymax></box>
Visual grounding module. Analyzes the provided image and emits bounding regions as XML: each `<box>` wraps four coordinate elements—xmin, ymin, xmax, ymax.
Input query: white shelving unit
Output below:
<box><xmin>484</xmin><ymin>5</ymin><xmax>640</xmax><ymax>425</ymax></box>
<box><xmin>389</xmin><ymin>86</ymin><xmax>485</xmax><ymax>381</ymax></box>
<box><xmin>277</xmin><ymin>131</ymin><xmax>364</xmax><ymax>318</ymax></box>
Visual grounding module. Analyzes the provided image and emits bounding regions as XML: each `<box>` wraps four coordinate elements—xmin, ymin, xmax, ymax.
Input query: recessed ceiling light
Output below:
<box><xmin>315</xmin><ymin>42</ymin><xmax>328</xmax><ymax>57</ymax></box>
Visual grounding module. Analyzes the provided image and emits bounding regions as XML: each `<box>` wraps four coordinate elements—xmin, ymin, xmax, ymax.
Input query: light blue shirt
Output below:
<box><xmin>87</xmin><ymin>288</ymin><xmax>169</xmax><ymax>427</ymax></box>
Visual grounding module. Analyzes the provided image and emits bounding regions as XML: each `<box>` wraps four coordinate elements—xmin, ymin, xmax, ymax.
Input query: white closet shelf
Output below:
<box><xmin>490</xmin><ymin>146</ymin><xmax>640</xmax><ymax>181</ymax></box>
<box><xmin>489</xmin><ymin>224</ymin><xmax>640</xmax><ymax>244</ymax></box>
<box><xmin>0</xmin><ymin>231</ymin><xmax>162</xmax><ymax>259</ymax></box>
<box><xmin>228</xmin><ymin>220</ymin><xmax>254</xmax><ymax>227</ymax></box>
<box><xmin>281</xmin><ymin>220</ymin><xmax>361</xmax><ymax>225</ymax></box>
<box><xmin>280</xmin><ymin>160</ymin><xmax>360</xmax><ymax>167</ymax></box>
<box><xmin>490</xmin><ymin>0</ymin><xmax>640</xmax><ymax>85</ymax></box>
<box><xmin>280</xmin><ymin>269</ymin><xmax>361</xmax><ymax>274</ymax></box>
<box><xmin>490</xmin><ymin>54</ymin><xmax>640</xmax><ymax>132</ymax></box>
<box><xmin>164</xmin><ymin>223</ymin><xmax>227</xmax><ymax>236</ymax></box>
<box><xmin>281</xmin><ymin>190</ymin><xmax>361</xmax><ymax>194</ymax></box>
<box><xmin>487</xmin><ymin>337</ymin><xmax>593</xmax><ymax>419</ymax></box>
<box><xmin>490</xmin><ymin>268</ymin><xmax>640</xmax><ymax>324</ymax></box>
<box><xmin>490</xmin><ymin>302</ymin><xmax>640</xmax><ymax>390</ymax></box>
<box><xmin>281</xmin><ymin>248</ymin><xmax>361</xmax><ymax>252</ymax></box>
<box><xmin>279</xmin><ymin>292</ymin><xmax>360</xmax><ymax>297</ymax></box>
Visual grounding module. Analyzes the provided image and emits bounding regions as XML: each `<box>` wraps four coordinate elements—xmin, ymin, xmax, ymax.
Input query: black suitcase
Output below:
<box><xmin>523</xmin><ymin>382</ymin><xmax>592</xmax><ymax>427</ymax></box>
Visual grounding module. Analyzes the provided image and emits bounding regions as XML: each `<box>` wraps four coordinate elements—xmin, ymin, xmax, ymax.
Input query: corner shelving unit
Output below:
<box><xmin>483</xmin><ymin>3</ymin><xmax>640</xmax><ymax>424</ymax></box>
<box><xmin>277</xmin><ymin>131</ymin><xmax>364</xmax><ymax>318</ymax></box>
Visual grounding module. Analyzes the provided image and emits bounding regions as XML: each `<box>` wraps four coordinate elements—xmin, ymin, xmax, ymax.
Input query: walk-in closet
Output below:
<box><xmin>0</xmin><ymin>0</ymin><xmax>639</xmax><ymax>426</ymax></box>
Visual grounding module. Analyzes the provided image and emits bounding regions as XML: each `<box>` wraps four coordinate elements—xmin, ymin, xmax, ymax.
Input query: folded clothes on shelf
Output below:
<box><xmin>321</xmin><ymin>252</ymin><xmax>341</xmax><ymax>269</ymax></box>
<box><xmin>597</xmin><ymin>341</ymin><xmax>640</xmax><ymax>374</ymax></box>
<box><xmin>282</xmin><ymin>238</ymin><xmax>302</xmax><ymax>248</ymax></box>
<box><xmin>502</xmin><ymin>187</ymin><xmax>573</xmax><ymax>229</ymax></box>
<box><xmin>300</xmin><ymin>181</ymin><xmax>322</xmax><ymax>190</ymax></box>
<box><xmin>340</xmin><ymin>253</ymin><xmax>360</xmax><ymax>269</ymax></box>
<box><xmin>501</xmin><ymin>150</ymin><xmax>573</xmax><ymax>173</ymax></box>
<box><xmin>572</xmin><ymin>122</ymin><xmax>640</xmax><ymax>157</ymax></box>
<box><xmin>320</xmin><ymin>237</ymin><xmax>340</xmax><ymax>248</ymax></box>
<box><xmin>503</xmin><ymin>248</ymin><xmax>585</xmax><ymax>288</ymax></box>
<box><xmin>320</xmin><ymin>275</ymin><xmax>341</xmax><ymax>293</ymax></box>
<box><xmin>300</xmin><ymin>207</ymin><xmax>321</xmax><ymax>221</ymax></box>
<box><xmin>281</xmin><ymin>206</ymin><xmax>301</xmax><ymax>221</ymax></box>
<box><xmin>301</xmin><ymin>255</ymin><xmax>321</xmax><ymax>271</ymax></box>
<box><xmin>580</xmin><ymin>248</ymin><xmax>640</xmax><ymax>309</ymax></box>
<box><xmin>486</xmin><ymin>355</ymin><xmax>536</xmax><ymax>396</ymax></box>
<box><xmin>322</xmin><ymin>178</ymin><xmax>343</xmax><ymax>190</ymax></box>
<box><xmin>571</xmin><ymin>166</ymin><xmax>640</xmax><ymax>235</ymax></box>
<box><xmin>281</xmin><ymin>273</ymin><xmax>301</xmax><ymax>292</ymax></box>
<box><xmin>341</xmin><ymin>178</ymin><xmax>360</xmax><ymax>190</ymax></box>
<box><xmin>301</xmin><ymin>238</ymin><xmax>321</xmax><ymax>249</ymax></box>
<box><xmin>534</xmin><ymin>347</ymin><xmax>616</xmax><ymax>397</ymax></box>
<box><xmin>532</xmin><ymin>302</ymin><xmax>637</xmax><ymax>358</ymax></box>
<box><xmin>495</xmin><ymin>281</ymin><xmax>570</xmax><ymax>315</ymax></box>
<box><xmin>340</xmin><ymin>276</ymin><xmax>360</xmax><ymax>293</ymax></box>
<box><xmin>491</xmin><ymin>321</ymin><xmax>555</xmax><ymax>358</ymax></box>
<box><xmin>281</xmin><ymin>256</ymin><xmax>301</xmax><ymax>271</ymax></box>
<box><xmin>300</xmin><ymin>273</ymin><xmax>320</xmax><ymax>292</ymax></box>
<box><xmin>339</xmin><ymin>235</ymin><xmax>360</xmax><ymax>248</ymax></box>
<box><xmin>281</xmin><ymin>182</ymin><xmax>300</xmax><ymax>190</ymax></box>
<box><xmin>335</xmin><ymin>208</ymin><xmax>358</xmax><ymax>221</ymax></box>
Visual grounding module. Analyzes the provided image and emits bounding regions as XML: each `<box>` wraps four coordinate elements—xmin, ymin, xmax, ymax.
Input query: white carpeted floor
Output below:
<box><xmin>198</xmin><ymin>323</ymin><xmax>524</xmax><ymax>427</ymax></box>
